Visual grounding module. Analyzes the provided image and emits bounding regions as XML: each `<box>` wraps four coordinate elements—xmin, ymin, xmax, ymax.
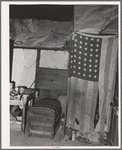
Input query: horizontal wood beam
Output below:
<box><xmin>13</xmin><ymin>46</ymin><xmax>71</xmax><ymax>51</ymax></box>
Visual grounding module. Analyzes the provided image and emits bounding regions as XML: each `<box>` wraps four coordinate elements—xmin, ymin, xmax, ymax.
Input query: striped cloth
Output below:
<box><xmin>66</xmin><ymin>32</ymin><xmax>118</xmax><ymax>133</ymax></box>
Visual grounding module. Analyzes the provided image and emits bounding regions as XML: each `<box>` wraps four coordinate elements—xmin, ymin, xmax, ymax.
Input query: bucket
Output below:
<box><xmin>18</xmin><ymin>86</ymin><xmax>27</xmax><ymax>95</ymax></box>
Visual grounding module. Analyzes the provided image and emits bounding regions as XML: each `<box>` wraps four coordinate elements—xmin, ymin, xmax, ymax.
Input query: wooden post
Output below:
<box><xmin>21</xmin><ymin>104</ymin><xmax>26</xmax><ymax>135</ymax></box>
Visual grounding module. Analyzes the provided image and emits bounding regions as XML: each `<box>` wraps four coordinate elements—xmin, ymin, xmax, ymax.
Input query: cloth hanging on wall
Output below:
<box><xmin>10</xmin><ymin>19</ymin><xmax>73</xmax><ymax>48</ymax></box>
<box><xmin>12</xmin><ymin>48</ymin><xmax>37</xmax><ymax>88</ymax></box>
<box><xmin>95</xmin><ymin>35</ymin><xmax>118</xmax><ymax>133</ymax></box>
<box><xmin>74</xmin><ymin>5</ymin><xmax>118</xmax><ymax>34</ymax></box>
<box><xmin>66</xmin><ymin>32</ymin><xmax>118</xmax><ymax>135</ymax></box>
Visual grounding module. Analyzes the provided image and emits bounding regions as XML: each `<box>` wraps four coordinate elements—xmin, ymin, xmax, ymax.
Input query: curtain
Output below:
<box><xmin>66</xmin><ymin>32</ymin><xmax>118</xmax><ymax>140</ymax></box>
<box><xmin>12</xmin><ymin>48</ymin><xmax>37</xmax><ymax>88</ymax></box>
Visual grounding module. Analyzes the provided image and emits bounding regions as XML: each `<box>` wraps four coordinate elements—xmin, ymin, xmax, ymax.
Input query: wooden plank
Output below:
<box><xmin>35</xmin><ymin>67</ymin><xmax>68</xmax><ymax>91</ymax></box>
<box><xmin>14</xmin><ymin>46</ymin><xmax>70</xmax><ymax>51</ymax></box>
<box><xmin>36</xmin><ymin>80</ymin><xmax>68</xmax><ymax>86</ymax></box>
<box><xmin>36</xmin><ymin>67</ymin><xmax>68</xmax><ymax>77</ymax></box>
<box><xmin>36</xmin><ymin>75</ymin><xmax>68</xmax><ymax>89</ymax></box>
<box><xmin>36</xmin><ymin>81</ymin><xmax>68</xmax><ymax>90</ymax></box>
<box><xmin>36</xmin><ymin>77</ymin><xmax>68</xmax><ymax>86</ymax></box>
<box><xmin>35</xmin><ymin>49</ymin><xmax>40</xmax><ymax>88</ymax></box>
<box><xmin>36</xmin><ymin>75</ymin><xmax>68</xmax><ymax>82</ymax></box>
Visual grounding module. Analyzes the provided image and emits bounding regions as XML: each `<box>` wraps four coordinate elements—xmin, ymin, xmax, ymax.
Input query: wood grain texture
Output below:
<box><xmin>35</xmin><ymin>67</ymin><xmax>68</xmax><ymax>91</ymax></box>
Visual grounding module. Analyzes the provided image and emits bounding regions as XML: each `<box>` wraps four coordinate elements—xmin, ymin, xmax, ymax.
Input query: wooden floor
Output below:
<box><xmin>10</xmin><ymin>123</ymin><xmax>105</xmax><ymax>147</ymax></box>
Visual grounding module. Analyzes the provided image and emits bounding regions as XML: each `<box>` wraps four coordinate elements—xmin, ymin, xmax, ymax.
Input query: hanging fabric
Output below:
<box><xmin>95</xmin><ymin>35</ymin><xmax>118</xmax><ymax>133</ymax></box>
<box><xmin>12</xmin><ymin>48</ymin><xmax>37</xmax><ymax>88</ymax></box>
<box><xmin>66</xmin><ymin>31</ymin><xmax>118</xmax><ymax>136</ymax></box>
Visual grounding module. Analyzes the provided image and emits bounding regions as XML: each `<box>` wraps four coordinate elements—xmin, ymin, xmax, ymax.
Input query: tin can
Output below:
<box><xmin>72</xmin><ymin>130</ymin><xmax>76</xmax><ymax>141</ymax></box>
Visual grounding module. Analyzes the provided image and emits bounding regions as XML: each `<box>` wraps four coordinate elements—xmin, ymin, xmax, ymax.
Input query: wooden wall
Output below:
<box><xmin>35</xmin><ymin>49</ymin><xmax>69</xmax><ymax>99</ymax></box>
<box><xmin>35</xmin><ymin>67</ymin><xmax>68</xmax><ymax>91</ymax></box>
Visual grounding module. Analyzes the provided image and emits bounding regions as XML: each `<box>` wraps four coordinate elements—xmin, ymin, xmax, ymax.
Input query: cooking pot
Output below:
<box><xmin>18</xmin><ymin>86</ymin><xmax>27</xmax><ymax>95</ymax></box>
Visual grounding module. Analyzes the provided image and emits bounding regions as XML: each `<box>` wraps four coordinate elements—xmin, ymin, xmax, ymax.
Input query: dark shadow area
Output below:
<box><xmin>10</xmin><ymin>5</ymin><xmax>74</xmax><ymax>21</ymax></box>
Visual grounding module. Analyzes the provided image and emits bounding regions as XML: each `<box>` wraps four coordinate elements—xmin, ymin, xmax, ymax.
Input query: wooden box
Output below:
<box><xmin>28</xmin><ymin>98</ymin><xmax>61</xmax><ymax>139</ymax></box>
